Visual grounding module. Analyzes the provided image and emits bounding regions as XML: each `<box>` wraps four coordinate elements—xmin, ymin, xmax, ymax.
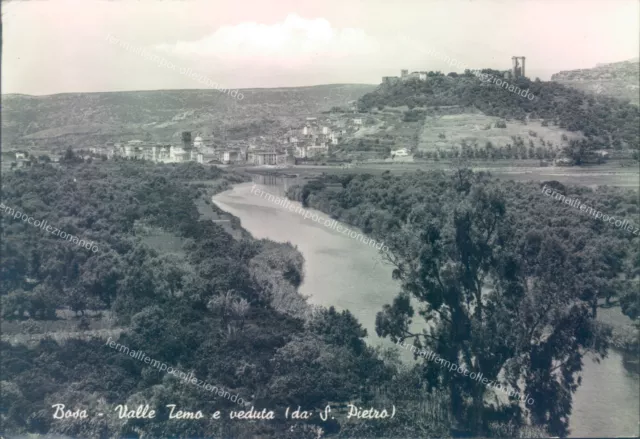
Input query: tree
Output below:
<box><xmin>619</xmin><ymin>287</ymin><xmax>640</xmax><ymax>321</ymax></box>
<box><xmin>77</xmin><ymin>316</ymin><xmax>90</xmax><ymax>330</ymax></box>
<box><xmin>307</xmin><ymin>306</ymin><xmax>367</xmax><ymax>355</ymax></box>
<box><xmin>24</xmin><ymin>285</ymin><xmax>57</xmax><ymax>320</ymax></box>
<box><xmin>562</xmin><ymin>139</ymin><xmax>590</xmax><ymax>165</ymax></box>
<box><xmin>376</xmin><ymin>181</ymin><xmax>608</xmax><ymax>437</ymax></box>
<box><xmin>62</xmin><ymin>147</ymin><xmax>82</xmax><ymax>164</ymax></box>
<box><xmin>65</xmin><ymin>287</ymin><xmax>88</xmax><ymax>316</ymax></box>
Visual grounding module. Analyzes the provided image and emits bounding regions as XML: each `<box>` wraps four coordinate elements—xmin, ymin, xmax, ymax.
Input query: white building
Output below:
<box><xmin>593</xmin><ymin>150</ymin><xmax>610</xmax><ymax>158</ymax></box>
<box><xmin>222</xmin><ymin>150</ymin><xmax>243</xmax><ymax>164</ymax></box>
<box><xmin>295</xmin><ymin>145</ymin><xmax>308</xmax><ymax>158</ymax></box>
<box><xmin>152</xmin><ymin>145</ymin><xmax>173</xmax><ymax>163</ymax></box>
<box><xmin>392</xmin><ymin>148</ymin><xmax>410</xmax><ymax>157</ymax></box>
<box><xmin>170</xmin><ymin>146</ymin><xmax>189</xmax><ymax>162</ymax></box>
<box><xmin>193</xmin><ymin>136</ymin><xmax>204</xmax><ymax>148</ymax></box>
<box><xmin>353</xmin><ymin>118</ymin><xmax>363</xmax><ymax>125</ymax></box>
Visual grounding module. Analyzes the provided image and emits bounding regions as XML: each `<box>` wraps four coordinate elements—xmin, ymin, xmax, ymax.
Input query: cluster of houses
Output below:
<box><xmin>2</xmin><ymin>151</ymin><xmax>62</xmax><ymax>171</ymax></box>
<box><xmin>219</xmin><ymin>117</ymin><xmax>351</xmax><ymax>164</ymax></box>
<box><xmin>92</xmin><ymin>139</ymin><xmax>300</xmax><ymax>167</ymax></box>
<box><xmin>102</xmin><ymin>140</ymin><xmax>201</xmax><ymax>163</ymax></box>
<box><xmin>281</xmin><ymin>117</ymin><xmax>344</xmax><ymax>160</ymax></box>
<box><xmin>91</xmin><ymin>116</ymin><xmax>362</xmax><ymax>166</ymax></box>
<box><xmin>10</xmin><ymin>152</ymin><xmax>38</xmax><ymax>169</ymax></box>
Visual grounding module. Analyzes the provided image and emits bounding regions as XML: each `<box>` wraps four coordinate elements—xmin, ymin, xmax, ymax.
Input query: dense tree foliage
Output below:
<box><xmin>291</xmin><ymin>170</ymin><xmax>639</xmax><ymax>437</ymax></box>
<box><xmin>2</xmin><ymin>158</ymin><xmax>637</xmax><ymax>438</ymax></box>
<box><xmin>0</xmin><ymin>161</ymin><xmax>402</xmax><ymax>438</ymax></box>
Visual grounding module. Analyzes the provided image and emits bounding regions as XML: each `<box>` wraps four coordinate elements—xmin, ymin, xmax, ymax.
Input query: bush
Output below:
<box><xmin>403</xmin><ymin>109</ymin><xmax>425</xmax><ymax>122</ymax></box>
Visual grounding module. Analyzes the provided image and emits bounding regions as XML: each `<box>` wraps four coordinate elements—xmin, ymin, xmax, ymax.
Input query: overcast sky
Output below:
<box><xmin>2</xmin><ymin>0</ymin><xmax>638</xmax><ymax>95</ymax></box>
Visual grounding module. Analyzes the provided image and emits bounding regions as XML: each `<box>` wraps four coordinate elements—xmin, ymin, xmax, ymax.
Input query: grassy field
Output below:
<box><xmin>417</xmin><ymin>112</ymin><xmax>583</xmax><ymax>152</ymax></box>
<box><xmin>336</xmin><ymin>106</ymin><xmax>586</xmax><ymax>158</ymax></box>
<box><xmin>1</xmin><ymin>309</ymin><xmax>121</xmax><ymax>346</ymax></box>
<box><xmin>1</xmin><ymin>328</ymin><xmax>125</xmax><ymax>347</ymax></box>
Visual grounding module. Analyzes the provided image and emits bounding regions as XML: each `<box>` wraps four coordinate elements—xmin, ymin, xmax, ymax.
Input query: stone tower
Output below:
<box><xmin>181</xmin><ymin>131</ymin><xmax>192</xmax><ymax>150</ymax></box>
<box><xmin>512</xmin><ymin>57</ymin><xmax>526</xmax><ymax>78</ymax></box>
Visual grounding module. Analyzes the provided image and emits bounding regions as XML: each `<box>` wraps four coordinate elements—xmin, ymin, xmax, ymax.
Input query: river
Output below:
<box><xmin>212</xmin><ymin>176</ymin><xmax>639</xmax><ymax>438</ymax></box>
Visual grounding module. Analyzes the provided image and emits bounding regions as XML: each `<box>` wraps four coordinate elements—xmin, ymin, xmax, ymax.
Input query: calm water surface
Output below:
<box><xmin>213</xmin><ymin>176</ymin><xmax>639</xmax><ymax>438</ymax></box>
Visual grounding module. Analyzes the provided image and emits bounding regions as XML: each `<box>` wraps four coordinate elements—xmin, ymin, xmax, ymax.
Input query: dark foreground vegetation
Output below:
<box><xmin>0</xmin><ymin>159</ymin><xmax>480</xmax><ymax>438</ymax></box>
<box><xmin>2</xmin><ymin>156</ymin><xmax>638</xmax><ymax>438</ymax></box>
<box><xmin>288</xmin><ymin>169</ymin><xmax>640</xmax><ymax>437</ymax></box>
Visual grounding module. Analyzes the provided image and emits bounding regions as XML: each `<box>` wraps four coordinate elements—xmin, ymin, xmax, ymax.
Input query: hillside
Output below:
<box><xmin>1</xmin><ymin>84</ymin><xmax>376</xmax><ymax>150</ymax></box>
<box><xmin>551</xmin><ymin>58</ymin><xmax>640</xmax><ymax>105</ymax></box>
<box><xmin>356</xmin><ymin>72</ymin><xmax>639</xmax><ymax>160</ymax></box>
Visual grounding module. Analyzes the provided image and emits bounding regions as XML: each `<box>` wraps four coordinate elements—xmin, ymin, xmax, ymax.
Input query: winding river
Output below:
<box><xmin>213</xmin><ymin>176</ymin><xmax>639</xmax><ymax>438</ymax></box>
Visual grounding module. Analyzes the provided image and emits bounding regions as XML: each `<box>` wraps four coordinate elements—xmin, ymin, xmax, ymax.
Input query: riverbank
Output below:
<box><xmin>212</xmin><ymin>178</ymin><xmax>639</xmax><ymax>438</ymax></box>
<box><xmin>598</xmin><ymin>302</ymin><xmax>640</xmax><ymax>357</ymax></box>
<box><xmin>211</xmin><ymin>182</ymin><xmax>400</xmax><ymax>347</ymax></box>
<box><xmin>234</xmin><ymin>161</ymin><xmax>640</xmax><ymax>190</ymax></box>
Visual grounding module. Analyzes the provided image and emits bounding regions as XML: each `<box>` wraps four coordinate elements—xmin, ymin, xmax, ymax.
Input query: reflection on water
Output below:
<box><xmin>214</xmin><ymin>177</ymin><xmax>640</xmax><ymax>439</ymax></box>
<box><xmin>250</xmin><ymin>173</ymin><xmax>304</xmax><ymax>196</ymax></box>
<box><xmin>213</xmin><ymin>181</ymin><xmax>398</xmax><ymax>349</ymax></box>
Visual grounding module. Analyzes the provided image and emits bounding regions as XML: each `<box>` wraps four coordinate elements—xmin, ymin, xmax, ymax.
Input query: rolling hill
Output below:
<box><xmin>1</xmin><ymin>84</ymin><xmax>376</xmax><ymax>151</ymax></box>
<box><xmin>551</xmin><ymin>58</ymin><xmax>639</xmax><ymax>105</ymax></box>
<box><xmin>356</xmin><ymin>71</ymin><xmax>639</xmax><ymax>157</ymax></box>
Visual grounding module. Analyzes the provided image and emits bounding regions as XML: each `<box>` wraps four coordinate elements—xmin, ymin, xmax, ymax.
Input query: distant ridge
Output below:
<box><xmin>551</xmin><ymin>58</ymin><xmax>639</xmax><ymax>104</ymax></box>
<box><xmin>1</xmin><ymin>83</ymin><xmax>376</xmax><ymax>98</ymax></box>
<box><xmin>1</xmin><ymin>84</ymin><xmax>376</xmax><ymax>150</ymax></box>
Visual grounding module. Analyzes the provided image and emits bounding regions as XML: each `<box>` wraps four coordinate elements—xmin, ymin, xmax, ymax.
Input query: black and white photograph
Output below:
<box><xmin>1</xmin><ymin>0</ymin><xmax>639</xmax><ymax>438</ymax></box>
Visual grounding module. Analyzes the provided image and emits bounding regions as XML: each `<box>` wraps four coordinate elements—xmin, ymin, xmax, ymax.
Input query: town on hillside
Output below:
<box><xmin>3</xmin><ymin>94</ymin><xmax>415</xmax><ymax>169</ymax></box>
